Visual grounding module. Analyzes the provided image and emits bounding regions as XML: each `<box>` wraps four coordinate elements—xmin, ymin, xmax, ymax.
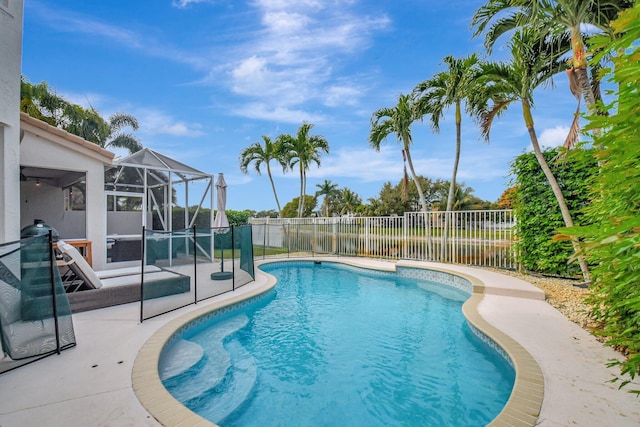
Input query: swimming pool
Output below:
<box><xmin>159</xmin><ymin>261</ymin><xmax>515</xmax><ymax>426</ymax></box>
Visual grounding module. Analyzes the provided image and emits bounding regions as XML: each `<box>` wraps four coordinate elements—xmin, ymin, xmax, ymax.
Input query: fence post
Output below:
<box><xmin>48</xmin><ymin>231</ymin><xmax>61</xmax><ymax>354</ymax></box>
<box><xmin>140</xmin><ymin>226</ymin><xmax>145</xmax><ymax>323</ymax></box>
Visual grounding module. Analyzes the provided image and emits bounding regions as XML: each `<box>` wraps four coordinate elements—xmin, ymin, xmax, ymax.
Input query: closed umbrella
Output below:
<box><xmin>212</xmin><ymin>174</ymin><xmax>231</xmax><ymax>278</ymax></box>
<box><xmin>213</xmin><ymin>173</ymin><xmax>229</xmax><ymax>229</ymax></box>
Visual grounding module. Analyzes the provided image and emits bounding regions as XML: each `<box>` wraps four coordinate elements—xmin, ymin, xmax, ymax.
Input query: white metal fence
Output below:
<box><xmin>250</xmin><ymin>210</ymin><xmax>515</xmax><ymax>269</ymax></box>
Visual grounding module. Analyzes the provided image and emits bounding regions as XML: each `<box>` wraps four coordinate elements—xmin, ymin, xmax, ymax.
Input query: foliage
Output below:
<box><xmin>511</xmin><ymin>149</ymin><xmax>594</xmax><ymax>277</ymax></box>
<box><xmin>225</xmin><ymin>210</ymin><xmax>253</xmax><ymax>226</ymax></box>
<box><xmin>250</xmin><ymin>209</ymin><xmax>279</xmax><ymax>218</ymax></box>
<box><xmin>315</xmin><ymin>179</ymin><xmax>340</xmax><ymax>216</ymax></box>
<box><xmin>435</xmin><ymin>183</ymin><xmax>491</xmax><ymax>211</ymax></box>
<box><xmin>278</xmin><ymin>123</ymin><xmax>329</xmax><ymax>217</ymax></box>
<box><xmin>496</xmin><ymin>186</ymin><xmax>518</xmax><ymax>209</ymax></box>
<box><xmin>281</xmin><ymin>196</ymin><xmax>318</xmax><ymax>218</ymax></box>
<box><xmin>239</xmin><ymin>136</ymin><xmax>287</xmax><ymax>215</ymax></box>
<box><xmin>21</xmin><ymin>78</ymin><xmax>142</xmax><ymax>153</ymax></box>
<box><xmin>369</xmin><ymin>93</ymin><xmax>429</xmax><ymax>211</ymax></box>
<box><xmin>564</xmin><ymin>2</ymin><xmax>640</xmax><ymax>392</ymax></box>
<box><xmin>414</xmin><ymin>53</ymin><xmax>485</xmax><ymax>213</ymax></box>
<box><xmin>154</xmin><ymin>207</ymin><xmax>253</xmax><ymax>230</ymax></box>
<box><xmin>364</xmin><ymin>176</ymin><xmax>490</xmax><ymax>216</ymax></box>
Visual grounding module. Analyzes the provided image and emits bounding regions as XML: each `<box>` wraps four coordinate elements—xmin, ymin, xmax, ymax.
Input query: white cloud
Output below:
<box><xmin>537</xmin><ymin>126</ymin><xmax>570</xmax><ymax>149</ymax></box>
<box><xmin>219</xmin><ymin>1</ymin><xmax>390</xmax><ymax>114</ymax></box>
<box><xmin>324</xmin><ymin>85</ymin><xmax>362</xmax><ymax>107</ymax></box>
<box><xmin>231</xmin><ymin>103</ymin><xmax>326</xmax><ymax>123</ymax></box>
<box><xmin>136</xmin><ymin>109</ymin><xmax>205</xmax><ymax>137</ymax></box>
<box><xmin>172</xmin><ymin>0</ymin><xmax>216</xmax><ymax>8</ymax></box>
<box><xmin>263</xmin><ymin>11</ymin><xmax>310</xmax><ymax>33</ymax></box>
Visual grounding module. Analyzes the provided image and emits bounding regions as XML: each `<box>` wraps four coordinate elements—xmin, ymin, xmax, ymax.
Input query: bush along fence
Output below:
<box><xmin>250</xmin><ymin>210</ymin><xmax>515</xmax><ymax>269</ymax></box>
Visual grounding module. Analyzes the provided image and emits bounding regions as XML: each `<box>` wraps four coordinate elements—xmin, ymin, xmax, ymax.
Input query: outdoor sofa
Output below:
<box><xmin>57</xmin><ymin>241</ymin><xmax>190</xmax><ymax>312</ymax></box>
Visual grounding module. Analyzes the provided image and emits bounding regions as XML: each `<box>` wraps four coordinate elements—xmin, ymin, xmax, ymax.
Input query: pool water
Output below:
<box><xmin>160</xmin><ymin>262</ymin><xmax>514</xmax><ymax>426</ymax></box>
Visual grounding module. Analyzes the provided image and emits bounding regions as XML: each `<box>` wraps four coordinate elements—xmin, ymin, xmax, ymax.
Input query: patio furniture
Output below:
<box><xmin>56</xmin><ymin>241</ymin><xmax>190</xmax><ymax>312</ymax></box>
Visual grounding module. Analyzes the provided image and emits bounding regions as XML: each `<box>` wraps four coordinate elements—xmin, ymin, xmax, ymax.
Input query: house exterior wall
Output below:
<box><xmin>0</xmin><ymin>0</ymin><xmax>24</xmax><ymax>243</ymax></box>
<box><xmin>21</xmin><ymin>118</ymin><xmax>114</xmax><ymax>271</ymax></box>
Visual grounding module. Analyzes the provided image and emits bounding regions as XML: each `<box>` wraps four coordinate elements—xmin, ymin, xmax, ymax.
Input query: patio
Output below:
<box><xmin>0</xmin><ymin>259</ymin><xmax>638</xmax><ymax>426</ymax></box>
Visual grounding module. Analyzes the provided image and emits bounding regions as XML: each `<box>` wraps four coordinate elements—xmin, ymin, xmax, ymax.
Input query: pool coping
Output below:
<box><xmin>132</xmin><ymin>258</ymin><xmax>543</xmax><ymax>427</ymax></box>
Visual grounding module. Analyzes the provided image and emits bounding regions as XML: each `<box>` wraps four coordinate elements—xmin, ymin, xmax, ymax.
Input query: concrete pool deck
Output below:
<box><xmin>0</xmin><ymin>258</ymin><xmax>638</xmax><ymax>426</ymax></box>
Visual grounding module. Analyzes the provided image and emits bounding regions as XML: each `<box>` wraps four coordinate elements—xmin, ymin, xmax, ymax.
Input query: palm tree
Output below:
<box><xmin>414</xmin><ymin>54</ymin><xmax>482</xmax><ymax>213</ymax></box>
<box><xmin>369</xmin><ymin>94</ymin><xmax>428</xmax><ymax>212</ymax></box>
<box><xmin>477</xmin><ymin>26</ymin><xmax>590</xmax><ymax>281</ymax></box>
<box><xmin>103</xmin><ymin>113</ymin><xmax>143</xmax><ymax>153</ymax></box>
<box><xmin>240</xmin><ymin>136</ymin><xmax>287</xmax><ymax>216</ymax></box>
<box><xmin>278</xmin><ymin>122</ymin><xmax>330</xmax><ymax>217</ymax></box>
<box><xmin>472</xmin><ymin>0</ymin><xmax>632</xmax><ymax>116</ymax></box>
<box><xmin>338</xmin><ymin>188</ymin><xmax>362</xmax><ymax>215</ymax></box>
<box><xmin>315</xmin><ymin>179</ymin><xmax>339</xmax><ymax>217</ymax></box>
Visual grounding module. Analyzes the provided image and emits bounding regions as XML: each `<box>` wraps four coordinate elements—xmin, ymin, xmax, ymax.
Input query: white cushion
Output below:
<box><xmin>95</xmin><ymin>265</ymin><xmax>162</xmax><ymax>280</ymax></box>
<box><xmin>58</xmin><ymin>241</ymin><xmax>103</xmax><ymax>289</ymax></box>
<box><xmin>100</xmin><ymin>271</ymin><xmax>181</xmax><ymax>288</ymax></box>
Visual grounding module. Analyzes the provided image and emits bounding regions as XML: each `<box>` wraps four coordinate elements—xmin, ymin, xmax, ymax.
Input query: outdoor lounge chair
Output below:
<box><xmin>57</xmin><ymin>241</ymin><xmax>190</xmax><ymax>312</ymax></box>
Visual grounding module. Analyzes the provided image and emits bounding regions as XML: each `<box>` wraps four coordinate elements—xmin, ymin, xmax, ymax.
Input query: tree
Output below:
<box><xmin>414</xmin><ymin>54</ymin><xmax>483</xmax><ymax>213</ymax></box>
<box><xmin>21</xmin><ymin>78</ymin><xmax>142</xmax><ymax>154</ymax></box>
<box><xmin>240</xmin><ymin>136</ymin><xmax>287</xmax><ymax>216</ymax></box>
<box><xmin>336</xmin><ymin>188</ymin><xmax>362</xmax><ymax>215</ymax></box>
<box><xmin>369</xmin><ymin>94</ymin><xmax>428</xmax><ymax>212</ymax></box>
<box><xmin>564</xmin><ymin>2</ymin><xmax>640</xmax><ymax>390</ymax></box>
<box><xmin>103</xmin><ymin>113</ymin><xmax>142</xmax><ymax>153</ymax></box>
<box><xmin>315</xmin><ymin>179</ymin><xmax>339</xmax><ymax>217</ymax></box>
<box><xmin>281</xmin><ymin>196</ymin><xmax>318</xmax><ymax>218</ymax></box>
<box><xmin>278</xmin><ymin>123</ymin><xmax>330</xmax><ymax>217</ymax></box>
<box><xmin>435</xmin><ymin>184</ymin><xmax>488</xmax><ymax>211</ymax></box>
<box><xmin>477</xmin><ymin>26</ymin><xmax>590</xmax><ymax>281</ymax></box>
<box><xmin>414</xmin><ymin>54</ymin><xmax>485</xmax><ymax>258</ymax></box>
<box><xmin>472</xmin><ymin>0</ymin><xmax>633</xmax><ymax>117</ymax></box>
<box><xmin>496</xmin><ymin>186</ymin><xmax>518</xmax><ymax>209</ymax></box>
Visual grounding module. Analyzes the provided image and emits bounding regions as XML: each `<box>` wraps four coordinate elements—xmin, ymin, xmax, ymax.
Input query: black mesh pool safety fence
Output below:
<box><xmin>140</xmin><ymin>225</ymin><xmax>255</xmax><ymax>321</ymax></box>
<box><xmin>0</xmin><ymin>233</ymin><xmax>77</xmax><ymax>374</ymax></box>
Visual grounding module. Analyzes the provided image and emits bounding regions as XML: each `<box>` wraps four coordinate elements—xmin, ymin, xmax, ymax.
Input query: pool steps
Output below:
<box><xmin>161</xmin><ymin>315</ymin><xmax>249</xmax><ymax>403</ymax></box>
<box><xmin>159</xmin><ymin>339</ymin><xmax>204</xmax><ymax>381</ymax></box>
<box><xmin>188</xmin><ymin>339</ymin><xmax>258</xmax><ymax>423</ymax></box>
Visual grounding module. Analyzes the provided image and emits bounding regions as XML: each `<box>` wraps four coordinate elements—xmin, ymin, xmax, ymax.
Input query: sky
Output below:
<box><xmin>21</xmin><ymin>0</ymin><xmax>580</xmax><ymax>212</ymax></box>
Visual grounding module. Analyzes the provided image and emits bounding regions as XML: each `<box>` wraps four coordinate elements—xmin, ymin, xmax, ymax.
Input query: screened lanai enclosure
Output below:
<box><xmin>105</xmin><ymin>149</ymin><xmax>214</xmax><ymax>265</ymax></box>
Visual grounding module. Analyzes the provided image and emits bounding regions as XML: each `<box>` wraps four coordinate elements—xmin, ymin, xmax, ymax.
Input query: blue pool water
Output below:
<box><xmin>160</xmin><ymin>262</ymin><xmax>515</xmax><ymax>426</ymax></box>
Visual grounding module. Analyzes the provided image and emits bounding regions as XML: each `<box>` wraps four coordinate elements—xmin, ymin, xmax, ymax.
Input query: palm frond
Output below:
<box><xmin>563</xmin><ymin>97</ymin><xmax>581</xmax><ymax>149</ymax></box>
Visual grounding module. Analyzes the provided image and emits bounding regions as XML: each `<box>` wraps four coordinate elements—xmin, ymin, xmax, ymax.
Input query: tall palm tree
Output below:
<box><xmin>103</xmin><ymin>113</ymin><xmax>143</xmax><ymax>153</ymax></box>
<box><xmin>478</xmin><ymin>26</ymin><xmax>590</xmax><ymax>281</ymax></box>
<box><xmin>472</xmin><ymin>0</ymin><xmax>632</xmax><ymax>116</ymax></box>
<box><xmin>315</xmin><ymin>179</ymin><xmax>339</xmax><ymax>217</ymax></box>
<box><xmin>414</xmin><ymin>54</ymin><xmax>483</xmax><ymax>212</ymax></box>
<box><xmin>278</xmin><ymin>122</ymin><xmax>330</xmax><ymax>217</ymax></box>
<box><xmin>240</xmin><ymin>136</ymin><xmax>287</xmax><ymax>216</ymax></box>
<box><xmin>369</xmin><ymin>94</ymin><xmax>428</xmax><ymax>212</ymax></box>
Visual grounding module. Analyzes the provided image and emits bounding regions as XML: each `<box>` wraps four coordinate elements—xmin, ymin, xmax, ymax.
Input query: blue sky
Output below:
<box><xmin>21</xmin><ymin>0</ymin><xmax>579</xmax><ymax>212</ymax></box>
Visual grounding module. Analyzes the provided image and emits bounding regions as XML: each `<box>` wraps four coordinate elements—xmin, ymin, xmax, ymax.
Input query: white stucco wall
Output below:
<box><xmin>20</xmin><ymin>116</ymin><xmax>114</xmax><ymax>271</ymax></box>
<box><xmin>0</xmin><ymin>1</ymin><xmax>24</xmax><ymax>243</ymax></box>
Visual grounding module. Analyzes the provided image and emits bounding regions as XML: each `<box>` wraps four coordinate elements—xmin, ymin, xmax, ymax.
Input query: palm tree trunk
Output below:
<box><xmin>266</xmin><ymin>163</ymin><xmax>282</xmax><ymax>216</ymax></box>
<box><xmin>569</xmin><ymin>28</ymin><xmax>597</xmax><ymax>114</ymax></box>
<box><xmin>442</xmin><ymin>102</ymin><xmax>463</xmax><ymax>260</ymax></box>
<box><xmin>403</xmin><ymin>139</ymin><xmax>432</xmax><ymax>258</ymax></box>
<box><xmin>402</xmin><ymin>141</ymin><xmax>427</xmax><ymax>212</ymax></box>
<box><xmin>523</xmin><ymin>103</ymin><xmax>591</xmax><ymax>282</ymax></box>
<box><xmin>298</xmin><ymin>164</ymin><xmax>304</xmax><ymax>218</ymax></box>
<box><xmin>574</xmin><ymin>66</ymin><xmax>597</xmax><ymax>114</ymax></box>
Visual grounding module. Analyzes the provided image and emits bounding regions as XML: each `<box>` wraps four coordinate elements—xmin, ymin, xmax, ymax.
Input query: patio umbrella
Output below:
<box><xmin>213</xmin><ymin>173</ymin><xmax>229</xmax><ymax>229</ymax></box>
<box><xmin>213</xmin><ymin>174</ymin><xmax>230</xmax><ymax>275</ymax></box>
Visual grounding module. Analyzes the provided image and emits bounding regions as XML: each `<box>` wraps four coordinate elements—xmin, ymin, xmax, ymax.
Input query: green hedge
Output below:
<box><xmin>511</xmin><ymin>149</ymin><xmax>594</xmax><ymax>277</ymax></box>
